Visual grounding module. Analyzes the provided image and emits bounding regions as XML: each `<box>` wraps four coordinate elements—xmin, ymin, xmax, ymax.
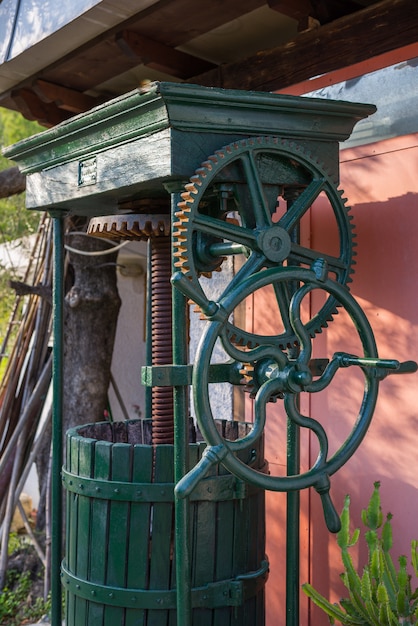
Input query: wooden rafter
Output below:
<box><xmin>192</xmin><ymin>0</ymin><xmax>418</xmax><ymax>91</ymax></box>
<box><xmin>32</xmin><ymin>80</ymin><xmax>100</xmax><ymax>114</ymax></box>
<box><xmin>10</xmin><ymin>89</ymin><xmax>71</xmax><ymax>127</ymax></box>
<box><xmin>0</xmin><ymin>0</ymin><xmax>416</xmax><ymax>126</ymax></box>
<box><xmin>268</xmin><ymin>0</ymin><xmax>314</xmax><ymax>30</ymax></box>
<box><xmin>116</xmin><ymin>30</ymin><xmax>216</xmax><ymax>79</ymax></box>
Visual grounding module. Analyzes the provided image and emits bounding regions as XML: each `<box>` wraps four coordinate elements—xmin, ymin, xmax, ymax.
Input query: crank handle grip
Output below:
<box><xmin>337</xmin><ymin>354</ymin><xmax>400</xmax><ymax>369</ymax></box>
<box><xmin>334</xmin><ymin>353</ymin><xmax>417</xmax><ymax>379</ymax></box>
<box><xmin>175</xmin><ymin>444</ymin><xmax>227</xmax><ymax>499</ymax></box>
<box><xmin>375</xmin><ymin>359</ymin><xmax>418</xmax><ymax>380</ymax></box>
<box><xmin>390</xmin><ymin>360</ymin><xmax>418</xmax><ymax>374</ymax></box>
<box><xmin>171</xmin><ymin>272</ymin><xmax>223</xmax><ymax>320</ymax></box>
<box><xmin>315</xmin><ymin>475</ymin><xmax>341</xmax><ymax>534</ymax></box>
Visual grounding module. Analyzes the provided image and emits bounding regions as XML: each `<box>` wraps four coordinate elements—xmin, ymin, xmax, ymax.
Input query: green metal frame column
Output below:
<box><xmin>51</xmin><ymin>213</ymin><xmax>65</xmax><ymax>626</ymax></box>
<box><xmin>171</xmin><ymin>191</ymin><xmax>193</xmax><ymax>626</ymax></box>
<box><xmin>286</xmin><ymin>190</ymin><xmax>302</xmax><ymax>626</ymax></box>
<box><xmin>286</xmin><ymin>419</ymin><xmax>300</xmax><ymax>626</ymax></box>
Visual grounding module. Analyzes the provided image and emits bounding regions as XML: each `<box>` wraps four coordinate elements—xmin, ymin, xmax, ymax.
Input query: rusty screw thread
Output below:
<box><xmin>150</xmin><ymin>235</ymin><xmax>174</xmax><ymax>444</ymax></box>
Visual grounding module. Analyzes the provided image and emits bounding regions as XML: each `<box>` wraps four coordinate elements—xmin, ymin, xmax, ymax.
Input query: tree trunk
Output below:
<box><xmin>36</xmin><ymin>226</ymin><xmax>122</xmax><ymax>532</ymax></box>
<box><xmin>63</xmin><ymin>232</ymin><xmax>121</xmax><ymax>433</ymax></box>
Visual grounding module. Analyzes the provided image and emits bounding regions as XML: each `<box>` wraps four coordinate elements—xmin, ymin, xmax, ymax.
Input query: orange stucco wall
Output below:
<box><xmin>261</xmin><ymin>133</ymin><xmax>418</xmax><ymax>625</ymax></box>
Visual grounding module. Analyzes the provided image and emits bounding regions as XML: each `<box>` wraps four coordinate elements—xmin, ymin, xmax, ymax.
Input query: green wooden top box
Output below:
<box><xmin>3</xmin><ymin>81</ymin><xmax>375</xmax><ymax>216</ymax></box>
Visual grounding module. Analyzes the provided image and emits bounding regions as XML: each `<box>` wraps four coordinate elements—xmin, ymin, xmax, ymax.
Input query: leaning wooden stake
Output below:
<box><xmin>0</xmin><ymin>214</ymin><xmax>53</xmax><ymax>589</ymax></box>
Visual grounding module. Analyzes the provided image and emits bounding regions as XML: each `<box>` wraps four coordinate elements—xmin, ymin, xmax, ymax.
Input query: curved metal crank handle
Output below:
<box><xmin>175</xmin><ymin>445</ymin><xmax>227</xmax><ymax>500</ymax></box>
<box><xmin>308</xmin><ymin>353</ymin><xmax>418</xmax><ymax>392</ymax></box>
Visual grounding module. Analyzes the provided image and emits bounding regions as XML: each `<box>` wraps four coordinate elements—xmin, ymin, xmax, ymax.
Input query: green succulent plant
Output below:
<box><xmin>303</xmin><ymin>482</ymin><xmax>418</xmax><ymax>625</ymax></box>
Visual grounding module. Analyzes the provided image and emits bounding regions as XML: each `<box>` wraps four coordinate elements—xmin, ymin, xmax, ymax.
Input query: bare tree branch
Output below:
<box><xmin>9</xmin><ymin>280</ymin><xmax>52</xmax><ymax>303</ymax></box>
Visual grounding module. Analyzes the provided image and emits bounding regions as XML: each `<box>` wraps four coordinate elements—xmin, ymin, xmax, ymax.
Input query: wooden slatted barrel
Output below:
<box><xmin>62</xmin><ymin>419</ymin><xmax>268</xmax><ymax>625</ymax></box>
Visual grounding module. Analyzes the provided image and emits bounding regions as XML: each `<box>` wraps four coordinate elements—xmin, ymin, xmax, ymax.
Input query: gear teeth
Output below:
<box><xmin>173</xmin><ymin>245</ymin><xmax>187</xmax><ymax>256</ymax></box>
<box><xmin>172</xmin><ymin>233</ymin><xmax>187</xmax><ymax>243</ymax></box>
<box><xmin>176</xmin><ymin>201</ymin><xmax>192</xmax><ymax>214</ymax></box>
<box><xmin>173</xmin><ymin>217</ymin><xmax>190</xmax><ymax>228</ymax></box>
<box><xmin>228</xmin><ymin>331</ymin><xmax>238</xmax><ymax>344</ymax></box>
<box><xmin>173</xmin><ymin>225</ymin><xmax>188</xmax><ymax>237</ymax></box>
<box><xmin>180</xmin><ymin>191</ymin><xmax>195</xmax><ymax>202</ymax></box>
<box><xmin>173</xmin><ymin>258</ymin><xmax>190</xmax><ymax>273</ymax></box>
<box><xmin>240</xmin><ymin>363</ymin><xmax>256</xmax><ymax>397</ymax></box>
<box><xmin>173</xmin><ymin>217</ymin><xmax>190</xmax><ymax>229</ymax></box>
<box><xmin>201</xmin><ymin>159</ymin><xmax>216</xmax><ymax>171</ymax></box>
<box><xmin>192</xmin><ymin>303</ymin><xmax>206</xmax><ymax>320</ymax></box>
<box><xmin>183</xmin><ymin>183</ymin><xmax>198</xmax><ymax>195</ymax></box>
<box><xmin>195</xmin><ymin>167</ymin><xmax>209</xmax><ymax>178</ymax></box>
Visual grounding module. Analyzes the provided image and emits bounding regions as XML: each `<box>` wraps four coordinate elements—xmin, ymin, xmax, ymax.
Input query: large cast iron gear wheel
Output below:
<box><xmin>173</xmin><ymin>136</ymin><xmax>355</xmax><ymax>348</ymax></box>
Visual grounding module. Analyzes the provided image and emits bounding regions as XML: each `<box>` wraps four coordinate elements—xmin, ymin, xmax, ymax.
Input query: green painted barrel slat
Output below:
<box><xmin>88</xmin><ymin>440</ymin><xmax>112</xmax><ymax>625</ymax></box>
<box><xmin>63</xmin><ymin>419</ymin><xmax>267</xmax><ymax>626</ymax></box>
<box><xmin>147</xmin><ymin>444</ymin><xmax>176</xmax><ymax>626</ymax></box>
<box><xmin>125</xmin><ymin>443</ymin><xmax>153</xmax><ymax>626</ymax></box>
<box><xmin>104</xmin><ymin>443</ymin><xmax>132</xmax><ymax>626</ymax></box>
<box><xmin>75</xmin><ymin>437</ymin><xmax>93</xmax><ymax>625</ymax></box>
<box><xmin>213</xmin><ymin>463</ymin><xmax>236</xmax><ymax>626</ymax></box>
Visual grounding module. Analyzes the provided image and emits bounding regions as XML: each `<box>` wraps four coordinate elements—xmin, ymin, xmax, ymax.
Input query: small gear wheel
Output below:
<box><xmin>240</xmin><ymin>361</ymin><xmax>283</xmax><ymax>402</ymax></box>
<box><xmin>239</xmin><ymin>362</ymin><xmax>256</xmax><ymax>397</ymax></box>
<box><xmin>173</xmin><ymin>136</ymin><xmax>355</xmax><ymax>348</ymax></box>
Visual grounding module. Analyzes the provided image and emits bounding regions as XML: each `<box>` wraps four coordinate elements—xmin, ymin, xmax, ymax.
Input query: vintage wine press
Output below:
<box><xmin>5</xmin><ymin>82</ymin><xmax>417</xmax><ymax>625</ymax></box>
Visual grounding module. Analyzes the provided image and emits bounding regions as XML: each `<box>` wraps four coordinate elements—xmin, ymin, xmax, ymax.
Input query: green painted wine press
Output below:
<box><xmin>5</xmin><ymin>82</ymin><xmax>417</xmax><ymax>626</ymax></box>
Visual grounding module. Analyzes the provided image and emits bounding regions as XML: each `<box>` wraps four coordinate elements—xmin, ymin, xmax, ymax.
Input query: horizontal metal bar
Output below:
<box><xmin>62</xmin><ymin>468</ymin><xmax>248</xmax><ymax>502</ymax></box>
<box><xmin>61</xmin><ymin>558</ymin><xmax>269</xmax><ymax>609</ymax></box>
<box><xmin>141</xmin><ymin>361</ymin><xmax>243</xmax><ymax>387</ymax></box>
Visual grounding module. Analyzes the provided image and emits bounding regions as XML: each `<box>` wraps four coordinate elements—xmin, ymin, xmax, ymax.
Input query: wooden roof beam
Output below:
<box><xmin>32</xmin><ymin>80</ymin><xmax>100</xmax><ymax>114</ymax></box>
<box><xmin>192</xmin><ymin>0</ymin><xmax>418</xmax><ymax>92</ymax></box>
<box><xmin>10</xmin><ymin>88</ymin><xmax>71</xmax><ymax>127</ymax></box>
<box><xmin>268</xmin><ymin>0</ymin><xmax>316</xmax><ymax>31</ymax></box>
<box><xmin>116</xmin><ymin>30</ymin><xmax>216</xmax><ymax>79</ymax></box>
